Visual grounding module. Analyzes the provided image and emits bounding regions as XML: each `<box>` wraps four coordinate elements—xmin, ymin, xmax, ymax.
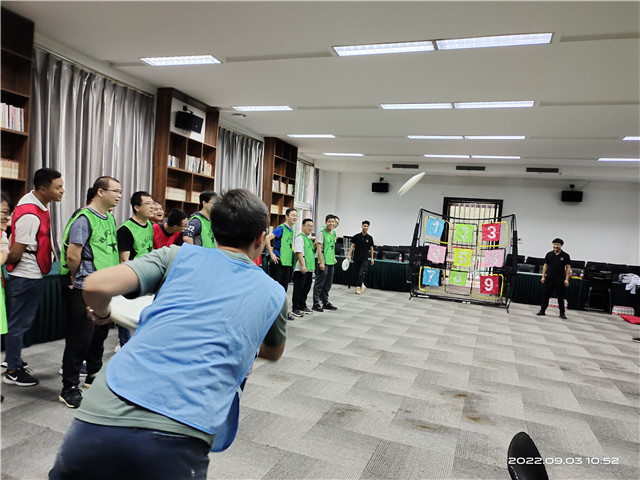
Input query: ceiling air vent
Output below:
<box><xmin>392</xmin><ymin>163</ymin><xmax>420</xmax><ymax>169</ymax></box>
<box><xmin>456</xmin><ymin>165</ymin><xmax>486</xmax><ymax>171</ymax></box>
<box><xmin>526</xmin><ymin>167</ymin><xmax>560</xmax><ymax>173</ymax></box>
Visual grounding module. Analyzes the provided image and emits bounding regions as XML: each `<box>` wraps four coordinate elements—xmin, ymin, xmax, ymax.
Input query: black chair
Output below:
<box><xmin>525</xmin><ymin>256</ymin><xmax>545</xmax><ymax>273</ymax></box>
<box><xmin>517</xmin><ymin>263</ymin><xmax>536</xmax><ymax>273</ymax></box>
<box><xmin>571</xmin><ymin>260</ymin><xmax>586</xmax><ymax>269</ymax></box>
<box><xmin>586</xmin><ymin>277</ymin><xmax>612</xmax><ymax>312</ymax></box>
<box><xmin>627</xmin><ymin>265</ymin><xmax>640</xmax><ymax>275</ymax></box>
<box><xmin>507</xmin><ymin>432</ymin><xmax>549</xmax><ymax>480</ymax></box>
<box><xmin>607</xmin><ymin>264</ymin><xmax>628</xmax><ymax>276</ymax></box>
<box><xmin>584</xmin><ymin>262</ymin><xmax>607</xmax><ymax>280</ymax></box>
<box><xmin>382</xmin><ymin>251</ymin><xmax>400</xmax><ymax>261</ymax></box>
<box><xmin>506</xmin><ymin>254</ymin><xmax>525</xmax><ymax>266</ymax></box>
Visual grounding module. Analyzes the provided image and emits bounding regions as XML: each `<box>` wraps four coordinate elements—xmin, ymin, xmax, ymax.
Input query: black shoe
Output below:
<box><xmin>632</xmin><ymin>337</ymin><xmax>640</xmax><ymax>343</ymax></box>
<box><xmin>536</xmin><ymin>311</ymin><xmax>545</xmax><ymax>316</ymax></box>
<box><xmin>59</xmin><ymin>386</ymin><xmax>82</xmax><ymax>408</ymax></box>
<box><xmin>302</xmin><ymin>307</ymin><xmax>313</xmax><ymax>314</ymax></box>
<box><xmin>312</xmin><ymin>304</ymin><xmax>324</xmax><ymax>312</ymax></box>
<box><xmin>559</xmin><ymin>313</ymin><xmax>567</xmax><ymax>319</ymax></box>
<box><xmin>291</xmin><ymin>309</ymin><xmax>304</xmax><ymax>317</ymax></box>
<box><xmin>323</xmin><ymin>303</ymin><xmax>338</xmax><ymax>311</ymax></box>
<box><xmin>2</xmin><ymin>367</ymin><xmax>39</xmax><ymax>387</ymax></box>
<box><xmin>1</xmin><ymin>361</ymin><xmax>31</xmax><ymax>373</ymax></box>
<box><xmin>83</xmin><ymin>374</ymin><xmax>97</xmax><ymax>388</ymax></box>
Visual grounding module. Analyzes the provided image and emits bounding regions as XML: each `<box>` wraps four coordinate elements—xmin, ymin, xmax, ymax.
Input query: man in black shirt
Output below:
<box><xmin>346</xmin><ymin>220</ymin><xmax>375</xmax><ymax>295</ymax></box>
<box><xmin>537</xmin><ymin>238</ymin><xmax>571</xmax><ymax>319</ymax></box>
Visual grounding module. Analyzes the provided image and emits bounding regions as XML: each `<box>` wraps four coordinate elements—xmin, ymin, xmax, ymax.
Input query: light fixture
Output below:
<box><xmin>287</xmin><ymin>134</ymin><xmax>335</xmax><ymax>138</ymax></box>
<box><xmin>232</xmin><ymin>106</ymin><xmax>293</xmax><ymax>112</ymax></box>
<box><xmin>323</xmin><ymin>153</ymin><xmax>364</xmax><ymax>157</ymax></box>
<box><xmin>333</xmin><ymin>40</ymin><xmax>434</xmax><ymax>57</ymax></box>
<box><xmin>424</xmin><ymin>154</ymin><xmax>470</xmax><ymax>159</ymax></box>
<box><xmin>597</xmin><ymin>158</ymin><xmax>640</xmax><ymax>162</ymax></box>
<box><xmin>465</xmin><ymin>135</ymin><xmax>525</xmax><ymax>140</ymax></box>
<box><xmin>436</xmin><ymin>33</ymin><xmax>552</xmax><ymax>50</ymax></box>
<box><xmin>622</xmin><ymin>136</ymin><xmax>640</xmax><ymax>141</ymax></box>
<box><xmin>454</xmin><ymin>101</ymin><xmax>534</xmax><ymax>109</ymax></box>
<box><xmin>408</xmin><ymin>135</ymin><xmax>464</xmax><ymax>140</ymax></box>
<box><xmin>140</xmin><ymin>54</ymin><xmax>221</xmax><ymax>66</ymax></box>
<box><xmin>381</xmin><ymin>103</ymin><xmax>452</xmax><ymax>110</ymax></box>
<box><xmin>471</xmin><ymin>155</ymin><xmax>521</xmax><ymax>159</ymax></box>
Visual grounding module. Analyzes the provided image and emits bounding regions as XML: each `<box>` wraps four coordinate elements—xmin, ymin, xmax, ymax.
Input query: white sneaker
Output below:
<box><xmin>355</xmin><ymin>287</ymin><xmax>362</xmax><ymax>295</ymax></box>
<box><xmin>114</xmin><ymin>344</ymin><xmax>121</xmax><ymax>353</ymax></box>
<box><xmin>361</xmin><ymin>284</ymin><xmax>367</xmax><ymax>292</ymax></box>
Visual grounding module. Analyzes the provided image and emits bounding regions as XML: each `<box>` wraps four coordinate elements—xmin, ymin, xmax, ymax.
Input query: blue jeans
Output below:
<box><xmin>5</xmin><ymin>275</ymin><xmax>44</xmax><ymax>370</ymax></box>
<box><xmin>117</xmin><ymin>325</ymin><xmax>131</xmax><ymax>346</ymax></box>
<box><xmin>49</xmin><ymin>420</ymin><xmax>210</xmax><ymax>480</ymax></box>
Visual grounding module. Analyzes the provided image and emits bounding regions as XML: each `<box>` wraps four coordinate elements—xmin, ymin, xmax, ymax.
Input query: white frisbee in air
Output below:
<box><xmin>109</xmin><ymin>294</ymin><xmax>154</xmax><ymax>331</ymax></box>
<box><xmin>341</xmin><ymin>258</ymin><xmax>350</xmax><ymax>271</ymax></box>
<box><xmin>396</xmin><ymin>171</ymin><xmax>426</xmax><ymax>197</ymax></box>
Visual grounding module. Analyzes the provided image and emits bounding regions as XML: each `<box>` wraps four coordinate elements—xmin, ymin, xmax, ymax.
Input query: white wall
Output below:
<box><xmin>317</xmin><ymin>171</ymin><xmax>640</xmax><ymax>265</ymax></box>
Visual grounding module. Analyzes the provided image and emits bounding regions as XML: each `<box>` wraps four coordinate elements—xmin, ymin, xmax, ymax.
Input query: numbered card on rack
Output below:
<box><xmin>427</xmin><ymin>244</ymin><xmax>447</xmax><ymax>264</ymax></box>
<box><xmin>454</xmin><ymin>223</ymin><xmax>474</xmax><ymax>243</ymax></box>
<box><xmin>453</xmin><ymin>248</ymin><xmax>473</xmax><ymax>267</ymax></box>
<box><xmin>449</xmin><ymin>269</ymin><xmax>468</xmax><ymax>286</ymax></box>
<box><xmin>481</xmin><ymin>222</ymin><xmax>502</xmax><ymax>242</ymax></box>
<box><xmin>424</xmin><ymin>216</ymin><xmax>445</xmax><ymax>238</ymax></box>
<box><xmin>479</xmin><ymin>275</ymin><xmax>500</xmax><ymax>294</ymax></box>
<box><xmin>421</xmin><ymin>267</ymin><xmax>440</xmax><ymax>287</ymax></box>
<box><xmin>483</xmin><ymin>249</ymin><xmax>504</xmax><ymax>268</ymax></box>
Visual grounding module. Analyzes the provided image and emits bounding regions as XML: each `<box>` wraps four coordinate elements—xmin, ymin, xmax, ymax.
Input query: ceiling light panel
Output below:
<box><xmin>597</xmin><ymin>158</ymin><xmax>640</xmax><ymax>162</ymax></box>
<box><xmin>381</xmin><ymin>103</ymin><xmax>452</xmax><ymax>110</ymax></box>
<box><xmin>232</xmin><ymin>106</ymin><xmax>292</xmax><ymax>112</ymax></box>
<box><xmin>465</xmin><ymin>136</ymin><xmax>525</xmax><ymax>140</ymax></box>
<box><xmin>140</xmin><ymin>55</ymin><xmax>220</xmax><ymax>66</ymax></box>
<box><xmin>436</xmin><ymin>33</ymin><xmax>552</xmax><ymax>50</ymax></box>
<box><xmin>454</xmin><ymin>101</ymin><xmax>534</xmax><ymax>109</ymax></box>
<box><xmin>408</xmin><ymin>135</ymin><xmax>464</xmax><ymax>140</ymax></box>
<box><xmin>471</xmin><ymin>155</ymin><xmax>521</xmax><ymax>159</ymax></box>
<box><xmin>287</xmin><ymin>134</ymin><xmax>335</xmax><ymax>138</ymax></box>
<box><xmin>323</xmin><ymin>153</ymin><xmax>364</xmax><ymax>157</ymax></box>
<box><xmin>424</xmin><ymin>154</ymin><xmax>470</xmax><ymax>159</ymax></box>
<box><xmin>622</xmin><ymin>136</ymin><xmax>640</xmax><ymax>141</ymax></box>
<box><xmin>333</xmin><ymin>40</ymin><xmax>434</xmax><ymax>57</ymax></box>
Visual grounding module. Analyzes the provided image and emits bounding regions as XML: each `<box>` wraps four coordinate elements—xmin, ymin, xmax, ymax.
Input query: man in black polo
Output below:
<box><xmin>346</xmin><ymin>220</ymin><xmax>375</xmax><ymax>295</ymax></box>
<box><xmin>537</xmin><ymin>238</ymin><xmax>571</xmax><ymax>319</ymax></box>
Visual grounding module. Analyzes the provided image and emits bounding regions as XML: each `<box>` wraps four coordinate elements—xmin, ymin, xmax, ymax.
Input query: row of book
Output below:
<box><xmin>165</xmin><ymin>187</ymin><xmax>203</xmax><ymax>204</ymax></box>
<box><xmin>168</xmin><ymin>155</ymin><xmax>213</xmax><ymax>176</ymax></box>
<box><xmin>0</xmin><ymin>103</ymin><xmax>25</xmax><ymax>132</ymax></box>
<box><xmin>1</xmin><ymin>158</ymin><xmax>20</xmax><ymax>178</ymax></box>
<box><xmin>271</xmin><ymin>179</ymin><xmax>294</xmax><ymax>195</ymax></box>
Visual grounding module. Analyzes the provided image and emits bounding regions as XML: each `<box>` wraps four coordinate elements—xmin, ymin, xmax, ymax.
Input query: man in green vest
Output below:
<box><xmin>58</xmin><ymin>176</ymin><xmax>121</xmax><ymax>409</ymax></box>
<box><xmin>291</xmin><ymin>218</ymin><xmax>315</xmax><ymax>317</ymax></box>
<box><xmin>115</xmin><ymin>191</ymin><xmax>155</xmax><ymax>349</ymax></box>
<box><xmin>265</xmin><ymin>208</ymin><xmax>298</xmax><ymax>294</ymax></box>
<box><xmin>183</xmin><ymin>190</ymin><xmax>217</xmax><ymax>248</ymax></box>
<box><xmin>313</xmin><ymin>214</ymin><xmax>338</xmax><ymax>312</ymax></box>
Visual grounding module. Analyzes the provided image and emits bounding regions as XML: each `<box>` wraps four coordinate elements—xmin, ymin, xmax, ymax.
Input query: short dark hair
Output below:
<box><xmin>285</xmin><ymin>208</ymin><xmax>297</xmax><ymax>216</ymax></box>
<box><xmin>211</xmin><ymin>189</ymin><xmax>268</xmax><ymax>248</ymax></box>
<box><xmin>325</xmin><ymin>214</ymin><xmax>337</xmax><ymax>222</ymax></box>
<box><xmin>166</xmin><ymin>208</ymin><xmax>187</xmax><ymax>227</ymax></box>
<box><xmin>1</xmin><ymin>192</ymin><xmax>13</xmax><ymax>212</ymax></box>
<box><xmin>552</xmin><ymin>238</ymin><xmax>564</xmax><ymax>245</ymax></box>
<box><xmin>130</xmin><ymin>191</ymin><xmax>152</xmax><ymax>214</ymax></box>
<box><xmin>362</xmin><ymin>220</ymin><xmax>370</xmax><ymax>226</ymax></box>
<box><xmin>87</xmin><ymin>176</ymin><xmax>119</xmax><ymax>202</ymax></box>
<box><xmin>33</xmin><ymin>168</ymin><xmax>62</xmax><ymax>189</ymax></box>
<box><xmin>85</xmin><ymin>187</ymin><xmax>96</xmax><ymax>205</ymax></box>
<box><xmin>302</xmin><ymin>218</ymin><xmax>313</xmax><ymax>225</ymax></box>
<box><xmin>199</xmin><ymin>190</ymin><xmax>218</xmax><ymax>209</ymax></box>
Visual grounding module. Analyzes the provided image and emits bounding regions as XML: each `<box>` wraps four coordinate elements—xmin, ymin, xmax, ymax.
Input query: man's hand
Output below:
<box><xmin>319</xmin><ymin>262</ymin><xmax>325</xmax><ymax>271</ymax></box>
<box><xmin>564</xmin><ymin>279</ymin><xmax>570</xmax><ymax>287</ymax></box>
<box><xmin>270</xmin><ymin>252</ymin><xmax>280</xmax><ymax>264</ymax></box>
<box><xmin>370</xmin><ymin>258</ymin><xmax>374</xmax><ymax>265</ymax></box>
<box><xmin>86</xmin><ymin>306</ymin><xmax>112</xmax><ymax>326</ymax></box>
<box><xmin>301</xmin><ymin>267</ymin><xmax>307</xmax><ymax>274</ymax></box>
<box><xmin>541</xmin><ymin>276</ymin><xmax>545</xmax><ymax>284</ymax></box>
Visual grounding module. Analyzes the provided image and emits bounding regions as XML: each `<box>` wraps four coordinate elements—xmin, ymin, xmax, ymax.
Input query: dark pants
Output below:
<box><xmin>540</xmin><ymin>280</ymin><xmax>566</xmax><ymax>314</ymax></box>
<box><xmin>5</xmin><ymin>275</ymin><xmax>44</xmax><ymax>370</ymax></box>
<box><xmin>60</xmin><ymin>275</ymin><xmax>111</xmax><ymax>389</ymax></box>
<box><xmin>269</xmin><ymin>261</ymin><xmax>292</xmax><ymax>292</ymax></box>
<box><xmin>292</xmin><ymin>271</ymin><xmax>313</xmax><ymax>310</ymax></box>
<box><xmin>313</xmin><ymin>263</ymin><xmax>335</xmax><ymax>306</ymax></box>
<box><xmin>49</xmin><ymin>419</ymin><xmax>210</xmax><ymax>480</ymax></box>
<box><xmin>351</xmin><ymin>259</ymin><xmax>370</xmax><ymax>287</ymax></box>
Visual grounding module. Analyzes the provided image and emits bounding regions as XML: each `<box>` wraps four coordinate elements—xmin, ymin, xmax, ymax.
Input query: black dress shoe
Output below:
<box><xmin>323</xmin><ymin>303</ymin><xmax>338</xmax><ymax>311</ymax></box>
<box><xmin>536</xmin><ymin>311</ymin><xmax>545</xmax><ymax>316</ymax></box>
<box><xmin>559</xmin><ymin>313</ymin><xmax>567</xmax><ymax>319</ymax></box>
<box><xmin>312</xmin><ymin>304</ymin><xmax>324</xmax><ymax>312</ymax></box>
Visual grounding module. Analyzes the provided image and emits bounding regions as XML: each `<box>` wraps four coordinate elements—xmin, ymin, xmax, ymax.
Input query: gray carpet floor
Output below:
<box><xmin>1</xmin><ymin>284</ymin><xmax>639</xmax><ymax>479</ymax></box>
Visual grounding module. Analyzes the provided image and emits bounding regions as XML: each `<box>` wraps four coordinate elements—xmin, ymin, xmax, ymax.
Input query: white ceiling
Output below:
<box><xmin>5</xmin><ymin>1</ymin><xmax>640</xmax><ymax>182</ymax></box>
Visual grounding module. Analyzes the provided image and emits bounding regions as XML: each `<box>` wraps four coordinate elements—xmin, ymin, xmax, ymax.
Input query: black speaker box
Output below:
<box><xmin>175</xmin><ymin>111</ymin><xmax>204</xmax><ymax>134</ymax></box>
<box><xmin>561</xmin><ymin>190</ymin><xmax>583</xmax><ymax>202</ymax></box>
<box><xmin>372</xmin><ymin>182</ymin><xmax>389</xmax><ymax>193</ymax></box>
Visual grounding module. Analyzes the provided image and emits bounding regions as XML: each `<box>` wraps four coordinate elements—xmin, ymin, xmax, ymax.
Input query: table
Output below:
<box><xmin>332</xmin><ymin>256</ymin><xmax>410</xmax><ymax>292</ymax></box>
<box><xmin>510</xmin><ymin>272</ymin><xmax>589</xmax><ymax>310</ymax></box>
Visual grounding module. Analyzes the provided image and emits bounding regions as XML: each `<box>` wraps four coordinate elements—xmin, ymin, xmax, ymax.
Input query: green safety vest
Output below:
<box><xmin>277</xmin><ymin>223</ymin><xmax>294</xmax><ymax>267</ymax></box>
<box><xmin>119</xmin><ymin>218</ymin><xmax>153</xmax><ymax>259</ymax></box>
<box><xmin>190</xmin><ymin>212</ymin><xmax>215</xmax><ymax>249</ymax></box>
<box><xmin>321</xmin><ymin>228</ymin><xmax>336</xmax><ymax>265</ymax></box>
<box><xmin>60</xmin><ymin>208</ymin><xmax>119</xmax><ymax>275</ymax></box>
<box><xmin>293</xmin><ymin>233</ymin><xmax>315</xmax><ymax>272</ymax></box>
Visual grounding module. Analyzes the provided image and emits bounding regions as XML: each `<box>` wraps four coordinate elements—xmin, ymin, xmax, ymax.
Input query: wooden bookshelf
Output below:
<box><xmin>262</xmin><ymin>137</ymin><xmax>297</xmax><ymax>230</ymax></box>
<box><xmin>1</xmin><ymin>8</ymin><xmax>34</xmax><ymax>201</ymax></box>
<box><xmin>152</xmin><ymin>88</ymin><xmax>219</xmax><ymax>216</ymax></box>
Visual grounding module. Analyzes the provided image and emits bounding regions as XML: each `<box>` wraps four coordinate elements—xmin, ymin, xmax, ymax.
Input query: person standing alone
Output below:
<box><xmin>537</xmin><ymin>238</ymin><xmax>571</xmax><ymax>319</ymax></box>
<box><xmin>346</xmin><ymin>220</ymin><xmax>375</xmax><ymax>295</ymax></box>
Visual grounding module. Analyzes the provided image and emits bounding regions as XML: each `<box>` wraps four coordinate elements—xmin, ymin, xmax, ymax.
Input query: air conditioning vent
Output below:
<box><xmin>526</xmin><ymin>167</ymin><xmax>559</xmax><ymax>173</ymax></box>
<box><xmin>392</xmin><ymin>163</ymin><xmax>419</xmax><ymax>169</ymax></box>
<box><xmin>456</xmin><ymin>165</ymin><xmax>486</xmax><ymax>171</ymax></box>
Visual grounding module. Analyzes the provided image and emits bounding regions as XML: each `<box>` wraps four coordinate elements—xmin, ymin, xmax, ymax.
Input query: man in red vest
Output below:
<box><xmin>2</xmin><ymin>168</ymin><xmax>64</xmax><ymax>387</ymax></box>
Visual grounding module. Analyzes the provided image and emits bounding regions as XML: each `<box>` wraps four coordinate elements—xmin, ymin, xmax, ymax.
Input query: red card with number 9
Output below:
<box><xmin>479</xmin><ymin>275</ymin><xmax>499</xmax><ymax>294</ymax></box>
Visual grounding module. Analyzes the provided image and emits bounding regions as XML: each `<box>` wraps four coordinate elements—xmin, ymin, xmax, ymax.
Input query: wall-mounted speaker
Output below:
<box><xmin>561</xmin><ymin>190</ymin><xmax>583</xmax><ymax>202</ymax></box>
<box><xmin>371</xmin><ymin>182</ymin><xmax>389</xmax><ymax>193</ymax></box>
<box><xmin>175</xmin><ymin>110</ymin><xmax>204</xmax><ymax>134</ymax></box>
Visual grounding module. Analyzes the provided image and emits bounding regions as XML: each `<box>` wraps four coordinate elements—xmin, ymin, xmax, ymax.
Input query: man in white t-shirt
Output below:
<box><xmin>3</xmin><ymin>168</ymin><xmax>64</xmax><ymax>387</ymax></box>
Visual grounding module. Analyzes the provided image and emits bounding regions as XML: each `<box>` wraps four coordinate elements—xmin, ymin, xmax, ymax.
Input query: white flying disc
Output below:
<box><xmin>109</xmin><ymin>294</ymin><xmax>154</xmax><ymax>331</ymax></box>
<box><xmin>341</xmin><ymin>258</ymin><xmax>350</xmax><ymax>271</ymax></box>
<box><xmin>396</xmin><ymin>171</ymin><xmax>426</xmax><ymax>197</ymax></box>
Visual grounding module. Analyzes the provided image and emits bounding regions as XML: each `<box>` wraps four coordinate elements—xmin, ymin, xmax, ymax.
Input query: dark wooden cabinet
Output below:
<box><xmin>262</xmin><ymin>137</ymin><xmax>297</xmax><ymax>230</ymax></box>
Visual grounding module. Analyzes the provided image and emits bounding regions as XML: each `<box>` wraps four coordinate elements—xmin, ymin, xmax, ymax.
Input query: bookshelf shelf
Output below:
<box><xmin>262</xmin><ymin>137</ymin><xmax>297</xmax><ymax>230</ymax></box>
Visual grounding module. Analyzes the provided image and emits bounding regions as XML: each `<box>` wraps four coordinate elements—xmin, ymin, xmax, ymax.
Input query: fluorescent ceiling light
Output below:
<box><xmin>323</xmin><ymin>152</ymin><xmax>364</xmax><ymax>157</ymax></box>
<box><xmin>597</xmin><ymin>158</ymin><xmax>640</xmax><ymax>162</ymax></box>
<box><xmin>287</xmin><ymin>134</ymin><xmax>335</xmax><ymax>138</ymax></box>
<box><xmin>436</xmin><ymin>33</ymin><xmax>552</xmax><ymax>50</ymax></box>
<box><xmin>471</xmin><ymin>155</ymin><xmax>520</xmax><ymax>159</ymax></box>
<box><xmin>454</xmin><ymin>101</ymin><xmax>534</xmax><ymax>109</ymax></box>
<box><xmin>381</xmin><ymin>103</ymin><xmax>452</xmax><ymax>110</ymax></box>
<box><xmin>622</xmin><ymin>136</ymin><xmax>640</xmax><ymax>141</ymax></box>
<box><xmin>232</xmin><ymin>106</ymin><xmax>292</xmax><ymax>112</ymax></box>
<box><xmin>465</xmin><ymin>136</ymin><xmax>525</xmax><ymax>140</ymax></box>
<box><xmin>140</xmin><ymin>54</ymin><xmax>220</xmax><ymax>66</ymax></box>
<box><xmin>333</xmin><ymin>40</ymin><xmax>434</xmax><ymax>57</ymax></box>
<box><xmin>424</xmin><ymin>154</ymin><xmax>470</xmax><ymax>159</ymax></box>
<box><xmin>408</xmin><ymin>135</ymin><xmax>464</xmax><ymax>140</ymax></box>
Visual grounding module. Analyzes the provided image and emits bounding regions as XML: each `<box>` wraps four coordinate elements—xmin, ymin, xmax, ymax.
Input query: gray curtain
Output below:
<box><xmin>30</xmin><ymin>49</ymin><xmax>154</xmax><ymax>258</ymax></box>
<box><xmin>215</xmin><ymin>127</ymin><xmax>263</xmax><ymax>196</ymax></box>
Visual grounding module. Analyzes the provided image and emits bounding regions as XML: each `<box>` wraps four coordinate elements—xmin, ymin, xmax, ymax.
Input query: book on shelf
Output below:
<box><xmin>0</xmin><ymin>103</ymin><xmax>25</xmax><ymax>132</ymax></box>
<box><xmin>287</xmin><ymin>183</ymin><xmax>294</xmax><ymax>195</ymax></box>
<box><xmin>0</xmin><ymin>158</ymin><xmax>20</xmax><ymax>179</ymax></box>
<box><xmin>272</xmin><ymin>179</ymin><xmax>279</xmax><ymax>191</ymax></box>
<box><xmin>167</xmin><ymin>155</ymin><xmax>180</xmax><ymax>168</ymax></box>
<box><xmin>165</xmin><ymin>186</ymin><xmax>187</xmax><ymax>201</ymax></box>
<box><xmin>270</xmin><ymin>204</ymin><xmax>280</xmax><ymax>214</ymax></box>
<box><xmin>191</xmin><ymin>191</ymin><xmax>201</xmax><ymax>203</ymax></box>
<box><xmin>280</xmin><ymin>182</ymin><xmax>286</xmax><ymax>193</ymax></box>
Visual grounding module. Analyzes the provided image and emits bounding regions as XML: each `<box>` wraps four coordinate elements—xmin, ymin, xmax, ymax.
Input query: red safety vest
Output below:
<box><xmin>7</xmin><ymin>203</ymin><xmax>52</xmax><ymax>275</ymax></box>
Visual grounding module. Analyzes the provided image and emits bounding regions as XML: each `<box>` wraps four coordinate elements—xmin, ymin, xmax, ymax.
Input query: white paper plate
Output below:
<box><xmin>109</xmin><ymin>294</ymin><xmax>154</xmax><ymax>331</ymax></box>
<box><xmin>341</xmin><ymin>258</ymin><xmax>350</xmax><ymax>271</ymax></box>
<box><xmin>396</xmin><ymin>171</ymin><xmax>426</xmax><ymax>197</ymax></box>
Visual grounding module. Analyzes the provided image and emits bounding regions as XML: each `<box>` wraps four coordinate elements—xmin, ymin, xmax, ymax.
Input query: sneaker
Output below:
<box><xmin>536</xmin><ymin>311</ymin><xmax>545</xmax><ymax>316</ymax></box>
<box><xmin>59</xmin><ymin>361</ymin><xmax>87</xmax><ymax>376</ymax></box>
<box><xmin>355</xmin><ymin>287</ymin><xmax>362</xmax><ymax>295</ymax></box>
<box><xmin>83</xmin><ymin>374</ymin><xmax>96</xmax><ymax>389</ymax></box>
<box><xmin>361</xmin><ymin>284</ymin><xmax>367</xmax><ymax>292</ymax></box>
<box><xmin>559</xmin><ymin>313</ymin><xmax>567</xmax><ymax>320</ymax></box>
<box><xmin>114</xmin><ymin>344</ymin><xmax>121</xmax><ymax>353</ymax></box>
<box><xmin>323</xmin><ymin>303</ymin><xmax>338</xmax><ymax>311</ymax></box>
<box><xmin>632</xmin><ymin>337</ymin><xmax>640</xmax><ymax>343</ymax></box>
<box><xmin>302</xmin><ymin>307</ymin><xmax>313</xmax><ymax>314</ymax></box>
<box><xmin>2</xmin><ymin>367</ymin><xmax>39</xmax><ymax>387</ymax></box>
<box><xmin>59</xmin><ymin>387</ymin><xmax>82</xmax><ymax>408</ymax></box>
<box><xmin>312</xmin><ymin>304</ymin><xmax>324</xmax><ymax>312</ymax></box>
<box><xmin>1</xmin><ymin>361</ymin><xmax>31</xmax><ymax>373</ymax></box>
<box><xmin>291</xmin><ymin>309</ymin><xmax>304</xmax><ymax>317</ymax></box>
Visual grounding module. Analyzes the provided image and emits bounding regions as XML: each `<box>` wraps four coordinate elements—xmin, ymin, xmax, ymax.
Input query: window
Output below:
<box><xmin>293</xmin><ymin>161</ymin><xmax>317</xmax><ymax>233</ymax></box>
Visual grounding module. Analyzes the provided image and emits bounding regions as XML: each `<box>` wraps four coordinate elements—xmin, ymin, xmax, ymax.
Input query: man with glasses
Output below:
<box><xmin>58</xmin><ymin>176</ymin><xmax>121</xmax><ymax>408</ymax></box>
<box><xmin>183</xmin><ymin>191</ymin><xmax>217</xmax><ymax>248</ymax></box>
